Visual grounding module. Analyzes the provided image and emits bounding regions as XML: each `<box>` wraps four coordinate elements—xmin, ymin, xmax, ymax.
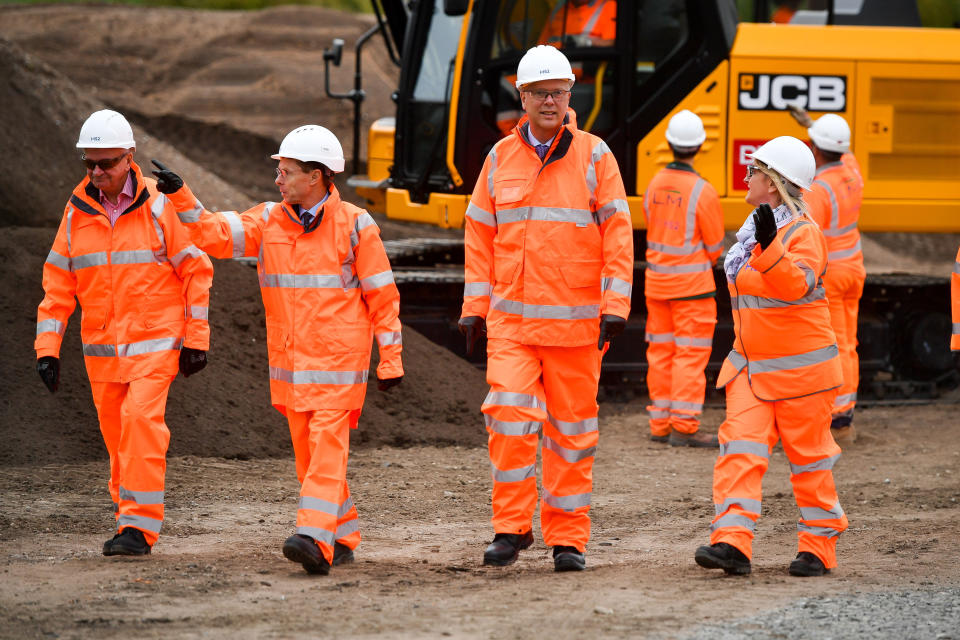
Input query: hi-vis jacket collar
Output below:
<box><xmin>516</xmin><ymin>112</ymin><xmax>574</xmax><ymax>170</ymax></box>
<box><xmin>72</xmin><ymin>165</ymin><xmax>149</xmax><ymax>218</ymax></box>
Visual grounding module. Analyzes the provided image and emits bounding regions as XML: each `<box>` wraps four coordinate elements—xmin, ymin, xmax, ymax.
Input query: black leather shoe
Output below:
<box><xmin>789</xmin><ymin>551</ymin><xmax>829</xmax><ymax>577</ymax></box>
<box><xmin>694</xmin><ymin>542</ymin><xmax>751</xmax><ymax>575</ymax></box>
<box><xmin>482</xmin><ymin>531</ymin><xmax>534</xmax><ymax>566</ymax></box>
<box><xmin>650</xmin><ymin>433</ymin><xmax>669</xmax><ymax>443</ymax></box>
<box><xmin>333</xmin><ymin>541</ymin><xmax>355</xmax><ymax>566</ymax></box>
<box><xmin>282</xmin><ymin>534</ymin><xmax>330</xmax><ymax>575</ymax></box>
<box><xmin>102</xmin><ymin>527</ymin><xmax>151</xmax><ymax>556</ymax></box>
<box><xmin>669</xmin><ymin>429</ymin><xmax>719</xmax><ymax>448</ymax></box>
<box><xmin>553</xmin><ymin>545</ymin><xmax>586</xmax><ymax>572</ymax></box>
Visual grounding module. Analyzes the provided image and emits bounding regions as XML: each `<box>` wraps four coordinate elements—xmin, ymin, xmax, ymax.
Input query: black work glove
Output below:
<box><xmin>457</xmin><ymin>316</ymin><xmax>486</xmax><ymax>357</ymax></box>
<box><xmin>37</xmin><ymin>356</ymin><xmax>60</xmax><ymax>393</ymax></box>
<box><xmin>151</xmin><ymin>159</ymin><xmax>184</xmax><ymax>195</ymax></box>
<box><xmin>753</xmin><ymin>203</ymin><xmax>777</xmax><ymax>251</ymax></box>
<box><xmin>179</xmin><ymin>347</ymin><xmax>207</xmax><ymax>377</ymax></box>
<box><xmin>598</xmin><ymin>314</ymin><xmax>626</xmax><ymax>350</ymax></box>
<box><xmin>377</xmin><ymin>376</ymin><xmax>403</xmax><ymax>392</ymax></box>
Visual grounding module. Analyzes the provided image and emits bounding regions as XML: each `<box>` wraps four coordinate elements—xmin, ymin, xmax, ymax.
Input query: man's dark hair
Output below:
<box><xmin>294</xmin><ymin>159</ymin><xmax>332</xmax><ymax>177</ymax></box>
<box><xmin>816</xmin><ymin>147</ymin><xmax>843</xmax><ymax>164</ymax></box>
<box><xmin>670</xmin><ymin>144</ymin><xmax>700</xmax><ymax>162</ymax></box>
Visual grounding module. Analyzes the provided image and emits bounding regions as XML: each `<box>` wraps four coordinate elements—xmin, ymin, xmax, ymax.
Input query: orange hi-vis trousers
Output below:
<box><xmin>823</xmin><ymin>265</ymin><xmax>865</xmax><ymax>419</ymax></box>
<box><xmin>90</xmin><ymin>370</ymin><xmax>176</xmax><ymax>546</ymax></box>
<box><xmin>644</xmin><ymin>296</ymin><xmax>716</xmax><ymax>436</ymax></box>
<box><xmin>287</xmin><ymin>408</ymin><xmax>361</xmax><ymax>564</ymax></box>
<box><xmin>710</xmin><ymin>371</ymin><xmax>849</xmax><ymax>568</ymax></box>
<box><xmin>482</xmin><ymin>338</ymin><xmax>602</xmax><ymax>552</ymax></box>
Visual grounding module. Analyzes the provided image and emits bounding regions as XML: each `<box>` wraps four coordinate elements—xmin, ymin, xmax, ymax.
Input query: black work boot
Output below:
<box><xmin>332</xmin><ymin>541</ymin><xmax>355</xmax><ymax>566</ymax></box>
<box><xmin>282</xmin><ymin>534</ymin><xmax>331</xmax><ymax>575</ymax></box>
<box><xmin>650</xmin><ymin>433</ymin><xmax>669</xmax><ymax>443</ymax></box>
<box><xmin>553</xmin><ymin>545</ymin><xmax>586</xmax><ymax>572</ymax></box>
<box><xmin>789</xmin><ymin>551</ymin><xmax>829</xmax><ymax>577</ymax></box>
<box><xmin>669</xmin><ymin>429</ymin><xmax>719</xmax><ymax>448</ymax></box>
<box><xmin>482</xmin><ymin>531</ymin><xmax>534</xmax><ymax>566</ymax></box>
<box><xmin>694</xmin><ymin>542</ymin><xmax>751</xmax><ymax>575</ymax></box>
<box><xmin>102</xmin><ymin>527</ymin><xmax>151</xmax><ymax>556</ymax></box>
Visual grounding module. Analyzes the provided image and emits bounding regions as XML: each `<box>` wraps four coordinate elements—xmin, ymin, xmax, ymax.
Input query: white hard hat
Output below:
<box><xmin>271</xmin><ymin>125</ymin><xmax>345</xmax><ymax>173</ymax></box>
<box><xmin>665</xmin><ymin>109</ymin><xmax>706</xmax><ymax>148</ymax></box>
<box><xmin>76</xmin><ymin>109</ymin><xmax>136</xmax><ymax>149</ymax></box>
<box><xmin>515</xmin><ymin>45</ymin><xmax>576</xmax><ymax>89</ymax></box>
<box><xmin>807</xmin><ymin>114</ymin><xmax>851</xmax><ymax>154</ymax></box>
<box><xmin>751</xmin><ymin>136</ymin><xmax>816</xmax><ymax>190</ymax></box>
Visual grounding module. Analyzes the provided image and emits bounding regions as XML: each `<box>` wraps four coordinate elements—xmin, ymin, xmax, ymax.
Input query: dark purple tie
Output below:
<box><xmin>535</xmin><ymin>144</ymin><xmax>549</xmax><ymax>160</ymax></box>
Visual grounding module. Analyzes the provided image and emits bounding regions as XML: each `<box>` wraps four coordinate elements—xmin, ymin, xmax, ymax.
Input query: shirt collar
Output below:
<box><xmin>99</xmin><ymin>172</ymin><xmax>134</xmax><ymax>207</ymax></box>
<box><xmin>299</xmin><ymin>190</ymin><xmax>329</xmax><ymax>220</ymax></box>
<box><xmin>526</xmin><ymin>128</ymin><xmax>556</xmax><ymax>148</ymax></box>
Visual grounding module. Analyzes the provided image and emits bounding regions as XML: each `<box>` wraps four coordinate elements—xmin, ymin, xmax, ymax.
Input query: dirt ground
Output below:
<box><xmin>1</xmin><ymin>4</ymin><xmax>959</xmax><ymax>638</ymax></box>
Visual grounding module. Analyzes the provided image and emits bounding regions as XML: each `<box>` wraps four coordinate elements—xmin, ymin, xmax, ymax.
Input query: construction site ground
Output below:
<box><xmin>1</xmin><ymin>4</ymin><xmax>958</xmax><ymax>639</ymax></box>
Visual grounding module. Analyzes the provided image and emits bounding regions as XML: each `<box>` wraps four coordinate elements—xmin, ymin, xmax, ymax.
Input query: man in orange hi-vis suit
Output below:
<box><xmin>36</xmin><ymin>110</ymin><xmax>213</xmax><ymax>557</ymax></box>
<box><xmin>540</xmin><ymin>0</ymin><xmax>617</xmax><ymax>49</ymax></box>
<box><xmin>154</xmin><ymin>125</ymin><xmax>403</xmax><ymax>576</ymax></box>
<box><xmin>694</xmin><ymin>136</ymin><xmax>847</xmax><ymax>578</ymax></box>
<box><xmin>805</xmin><ymin>114</ymin><xmax>864</xmax><ymax>445</ymax></box>
<box><xmin>643</xmin><ymin>110</ymin><xmax>724</xmax><ymax>448</ymax></box>
<box><xmin>460</xmin><ymin>45</ymin><xmax>633</xmax><ymax>572</ymax></box>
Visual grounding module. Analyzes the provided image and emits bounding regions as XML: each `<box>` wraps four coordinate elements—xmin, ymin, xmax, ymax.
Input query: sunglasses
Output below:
<box><xmin>745</xmin><ymin>165</ymin><xmax>760</xmax><ymax>179</ymax></box>
<box><xmin>82</xmin><ymin>153</ymin><xmax>129</xmax><ymax>171</ymax></box>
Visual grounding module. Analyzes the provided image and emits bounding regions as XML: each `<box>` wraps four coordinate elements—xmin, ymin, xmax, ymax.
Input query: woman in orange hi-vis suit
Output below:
<box><xmin>35</xmin><ymin>110</ymin><xmax>213</xmax><ymax>557</ymax></box>
<box><xmin>155</xmin><ymin>126</ymin><xmax>403</xmax><ymax>576</ymax></box>
<box><xmin>694</xmin><ymin>136</ymin><xmax>848</xmax><ymax>578</ymax></box>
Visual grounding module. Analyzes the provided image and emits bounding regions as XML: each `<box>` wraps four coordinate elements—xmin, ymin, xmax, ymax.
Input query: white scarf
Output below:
<box><xmin>723</xmin><ymin>203</ymin><xmax>795</xmax><ymax>282</ymax></box>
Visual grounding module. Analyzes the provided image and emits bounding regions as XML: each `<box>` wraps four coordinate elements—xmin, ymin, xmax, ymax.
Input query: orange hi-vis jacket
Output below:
<box><xmin>462</xmin><ymin>113</ymin><xmax>634</xmax><ymax>346</ymax></box>
<box><xmin>806</xmin><ymin>160</ymin><xmax>864</xmax><ymax>271</ymax></box>
<box><xmin>540</xmin><ymin>0</ymin><xmax>617</xmax><ymax>46</ymax></box>
<box><xmin>952</xmin><ymin>246</ymin><xmax>960</xmax><ymax>350</ymax></box>
<box><xmin>717</xmin><ymin>216</ymin><xmax>842</xmax><ymax>401</ymax></box>
<box><xmin>36</xmin><ymin>162</ymin><xmax>212</xmax><ymax>382</ymax></box>
<box><xmin>643</xmin><ymin>162</ymin><xmax>725</xmax><ymax>299</ymax></box>
<box><xmin>169</xmin><ymin>185</ymin><xmax>402</xmax><ymax>415</ymax></box>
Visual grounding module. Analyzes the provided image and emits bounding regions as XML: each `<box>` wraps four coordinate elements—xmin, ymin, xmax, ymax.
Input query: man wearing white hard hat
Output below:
<box><xmin>695</xmin><ymin>136</ymin><xmax>847</xmax><ymax>578</ymax></box>
<box><xmin>154</xmin><ymin>125</ymin><xmax>403</xmax><ymax>576</ymax></box>
<box><xmin>460</xmin><ymin>45</ymin><xmax>633</xmax><ymax>572</ymax></box>
<box><xmin>642</xmin><ymin>110</ymin><xmax>724</xmax><ymax>448</ymax></box>
<box><xmin>804</xmin><ymin>114</ymin><xmax>865</xmax><ymax>445</ymax></box>
<box><xmin>35</xmin><ymin>109</ymin><xmax>213</xmax><ymax>556</ymax></box>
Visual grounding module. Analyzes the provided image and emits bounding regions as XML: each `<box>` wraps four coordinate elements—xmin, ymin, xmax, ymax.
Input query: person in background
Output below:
<box><xmin>952</xmin><ymin>246</ymin><xmax>960</xmax><ymax>351</ymax></box>
<box><xmin>36</xmin><ymin>109</ymin><xmax>213</xmax><ymax>556</ymax></box>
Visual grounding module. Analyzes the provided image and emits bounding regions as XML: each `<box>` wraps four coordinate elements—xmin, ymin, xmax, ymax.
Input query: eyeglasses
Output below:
<box><xmin>745</xmin><ymin>165</ymin><xmax>760</xmax><ymax>179</ymax></box>
<box><xmin>276</xmin><ymin>167</ymin><xmax>289</xmax><ymax>180</ymax></box>
<box><xmin>525</xmin><ymin>89</ymin><xmax>570</xmax><ymax>102</ymax></box>
<box><xmin>82</xmin><ymin>153</ymin><xmax>128</xmax><ymax>171</ymax></box>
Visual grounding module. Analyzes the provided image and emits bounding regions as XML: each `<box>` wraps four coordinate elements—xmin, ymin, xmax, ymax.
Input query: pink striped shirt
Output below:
<box><xmin>99</xmin><ymin>173</ymin><xmax>135</xmax><ymax>226</ymax></box>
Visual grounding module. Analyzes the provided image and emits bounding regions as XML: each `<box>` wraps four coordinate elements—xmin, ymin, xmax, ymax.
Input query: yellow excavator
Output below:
<box><xmin>325</xmin><ymin>0</ymin><xmax>960</xmax><ymax>398</ymax></box>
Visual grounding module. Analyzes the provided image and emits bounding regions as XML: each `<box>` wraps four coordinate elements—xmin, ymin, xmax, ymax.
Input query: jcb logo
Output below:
<box><xmin>738</xmin><ymin>74</ymin><xmax>846</xmax><ymax>112</ymax></box>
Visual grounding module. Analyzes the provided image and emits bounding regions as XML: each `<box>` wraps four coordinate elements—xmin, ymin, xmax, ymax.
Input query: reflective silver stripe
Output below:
<box><xmin>543</xmin><ymin>435</ymin><xmax>596</xmax><ymax>463</ymax></box>
<box><xmin>953</xmin><ymin>322</ymin><xmax>960</xmax><ymax>335</ymax></box>
<box><xmin>487</xmin><ymin>148</ymin><xmax>497</xmax><ymax>200</ymax></box>
<box><xmin>66</xmin><ymin>207</ymin><xmax>74</xmax><ymax>255</ymax></box>
<box><xmin>822</xmin><ymin>221</ymin><xmax>858</xmax><ymax>237</ymax></box>
<box><xmin>828</xmin><ymin>239</ymin><xmax>862</xmax><ymax>261</ymax></box>
<box><xmin>491</xmin><ymin>295</ymin><xmax>599</xmax><ymax>320</ymax></box>
<box><xmin>646</xmin><ymin>261</ymin><xmax>711</xmax><ymax>274</ymax></box>
<box><xmin>485</xmin><ymin>415</ymin><xmax>541</xmax><ymax>436</ymax></box>
<box><xmin>110</xmin><ymin>250</ymin><xmax>158</xmax><ymax>265</ymax></box>
<box><xmin>270</xmin><ymin>367</ymin><xmax>369</xmax><ymax>385</ymax></box>
<box><xmin>83</xmin><ymin>343</ymin><xmax>117</xmax><ymax>357</ymax></box>
<box><xmin>645</xmin><ymin>331</ymin><xmax>673</xmax><ymax>343</ymax></box>
<box><xmin>675</xmin><ymin>336</ymin><xmax>712</xmax><ymax>348</ymax></box>
<box><xmin>177</xmin><ymin>204</ymin><xmax>204</xmax><ymax>224</ymax></box>
<box><xmin>726</xmin><ymin>350</ymin><xmax>747</xmax><ymax>371</ymax></box>
<box><xmin>710</xmin><ymin>513</ymin><xmax>756</xmax><ymax>532</ymax></box>
<box><xmin>376</xmin><ymin>331</ymin><xmax>402</xmax><ymax>347</ymax></box>
<box><xmin>548</xmin><ymin>413</ymin><xmax>598</xmax><ymax>435</ymax></box>
<box><xmin>581</xmin><ymin>0</ymin><xmax>607</xmax><ymax>35</ymax></box>
<box><xmin>259</xmin><ymin>274</ymin><xmax>344</xmax><ymax>288</ymax></box>
<box><xmin>834</xmin><ymin>392</ymin><xmax>857</xmax><ymax>406</ymax></box>
<box><xmin>601</xmin><ymin>277</ymin><xmax>632</xmax><ymax>297</ymax></box>
<box><xmin>647</xmin><ymin>241</ymin><xmax>705</xmax><ymax>256</ymax></box>
<box><xmin>796</xmin><ymin>261</ymin><xmax>816</xmax><ymax>297</ymax></box>
<box><xmin>151</xmin><ymin>193</ymin><xmax>168</xmax><ymax>217</ymax></box>
<box><xmin>463</xmin><ymin>281</ymin><xmax>492</xmax><ymax>297</ymax></box>
<box><xmin>705</xmin><ymin>240</ymin><xmax>724</xmax><ymax>253</ymax></box>
<box><xmin>954</xmin><ymin>262</ymin><xmax>960</xmax><ymax>275</ymax></box>
<box><xmin>356</xmin><ymin>212</ymin><xmax>377</xmax><ymax>232</ymax></box>
<box><xmin>596</xmin><ymin>198</ymin><xmax>629</xmax><ymax>225</ymax></box>
<box><xmin>813</xmin><ymin>179</ymin><xmax>840</xmax><ymax>230</ymax></box>
<box><xmin>496</xmin><ymin>206</ymin><xmax>594</xmax><ymax>226</ymax></box>
<box><xmin>118</xmin><ymin>486</ymin><xmax>164</xmax><ymax>505</ymax></box>
<box><xmin>150</xmin><ymin>198</ymin><xmax>168</xmax><ymax>262</ymax></box>
<box><xmin>749</xmin><ymin>344</ymin><xmax>839</xmax><ymax>375</ymax></box>
<box><xmin>790</xmin><ymin>453</ymin><xmax>841</xmax><ymax>475</ymax></box>
<box><xmin>651</xmin><ymin>399</ymin><xmax>671</xmax><ymax>408</ymax></box>
<box><xmin>36</xmin><ymin>318</ymin><xmax>66</xmax><ymax>337</ymax></box>
<box><xmin>719</xmin><ymin>440</ymin><xmax>770</xmax><ymax>458</ymax></box>
<box><xmin>72</xmin><ymin>251</ymin><xmax>109</xmax><ymax>269</ymax></box>
<box><xmin>45</xmin><ymin>250</ymin><xmax>72</xmax><ymax>271</ymax></box>
<box><xmin>797</xmin><ymin>523</ymin><xmax>841</xmax><ymax>538</ymax></box>
<box><xmin>222</xmin><ymin>211</ymin><xmax>245</xmax><ymax>258</ymax></box>
<box><xmin>298</xmin><ymin>496</ymin><xmax>339</xmax><ymax>516</ymax></box>
<box><xmin>649</xmin><ymin>410</ymin><xmax>670</xmax><ymax>419</ymax></box>
<box><xmin>781</xmin><ymin>220</ymin><xmax>809</xmax><ymax>245</ymax></box>
<box><xmin>119</xmin><ymin>337</ymin><xmax>182</xmax><ymax>357</ymax></box>
<box><xmin>483</xmin><ymin>391</ymin><xmax>546</xmax><ymax>411</ymax></box>
<box><xmin>187</xmin><ymin>305</ymin><xmax>208</xmax><ymax>320</ymax></box>
<box><xmin>584</xmin><ymin>140</ymin><xmax>612</xmax><ymax>198</ymax></box>
<box><xmin>117</xmin><ymin>514</ymin><xmax>162</xmax><ymax>534</ymax></box>
<box><xmin>335</xmin><ymin>518</ymin><xmax>359</xmax><ymax>539</ymax></box>
<box><xmin>731</xmin><ymin>287</ymin><xmax>826</xmax><ymax>310</ymax></box>
<box><xmin>492</xmin><ymin>463</ymin><xmax>536</xmax><ymax>483</ymax></box>
<box><xmin>466</xmin><ymin>202</ymin><xmax>497</xmax><ymax>228</ymax></box>
<box><xmin>543</xmin><ymin>489</ymin><xmax>591</xmax><ymax>511</ymax></box>
<box><xmin>671</xmin><ymin>400</ymin><xmax>703</xmax><ymax>412</ymax></box>
<box><xmin>169</xmin><ymin>245</ymin><xmax>205</xmax><ymax>269</ymax></box>
<box><xmin>715</xmin><ymin>497</ymin><xmax>762</xmax><ymax>516</ymax></box>
<box><xmin>684</xmin><ymin>179</ymin><xmax>706</xmax><ymax>246</ymax></box>
<box><xmin>296</xmin><ymin>526</ymin><xmax>335</xmax><ymax>545</ymax></box>
<box><xmin>338</xmin><ymin>497</ymin><xmax>355</xmax><ymax>519</ymax></box>
<box><xmin>800</xmin><ymin>501</ymin><xmax>844</xmax><ymax>521</ymax></box>
<box><xmin>360</xmin><ymin>270</ymin><xmax>395</xmax><ymax>292</ymax></box>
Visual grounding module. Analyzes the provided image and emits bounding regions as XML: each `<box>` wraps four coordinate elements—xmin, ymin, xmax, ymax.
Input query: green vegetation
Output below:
<box><xmin>0</xmin><ymin>0</ymin><xmax>373</xmax><ymax>12</ymax></box>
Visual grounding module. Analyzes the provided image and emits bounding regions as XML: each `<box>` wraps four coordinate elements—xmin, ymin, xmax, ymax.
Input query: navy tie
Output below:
<box><xmin>301</xmin><ymin>212</ymin><xmax>313</xmax><ymax>228</ymax></box>
<box><xmin>535</xmin><ymin>144</ymin><xmax>549</xmax><ymax>160</ymax></box>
